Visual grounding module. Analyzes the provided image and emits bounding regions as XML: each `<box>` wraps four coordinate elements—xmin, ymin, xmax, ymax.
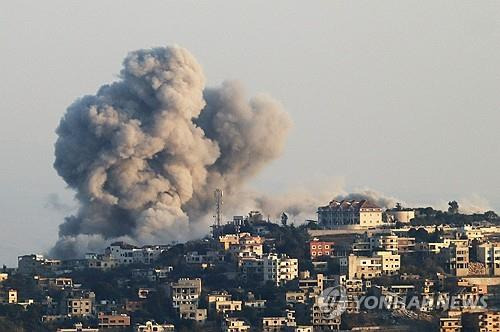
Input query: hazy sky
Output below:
<box><xmin>1</xmin><ymin>1</ymin><xmax>499</xmax><ymax>266</ymax></box>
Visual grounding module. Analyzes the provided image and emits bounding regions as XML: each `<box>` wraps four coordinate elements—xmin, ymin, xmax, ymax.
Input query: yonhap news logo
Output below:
<box><xmin>318</xmin><ymin>286</ymin><xmax>348</xmax><ymax>317</ymax></box>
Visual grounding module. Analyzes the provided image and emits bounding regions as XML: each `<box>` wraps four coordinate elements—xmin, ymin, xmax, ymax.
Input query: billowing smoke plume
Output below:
<box><xmin>52</xmin><ymin>46</ymin><xmax>291</xmax><ymax>258</ymax></box>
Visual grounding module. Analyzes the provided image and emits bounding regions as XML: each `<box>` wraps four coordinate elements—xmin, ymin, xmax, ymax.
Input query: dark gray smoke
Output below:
<box><xmin>52</xmin><ymin>46</ymin><xmax>291</xmax><ymax>258</ymax></box>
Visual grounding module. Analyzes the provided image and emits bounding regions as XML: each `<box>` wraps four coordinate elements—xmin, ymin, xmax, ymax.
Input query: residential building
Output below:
<box><xmin>57</xmin><ymin>323</ymin><xmax>99</xmax><ymax>332</ymax></box>
<box><xmin>233</xmin><ymin>233</ymin><xmax>264</xmax><ymax>259</ymax></box>
<box><xmin>135</xmin><ymin>321</ymin><xmax>175</xmax><ymax>332</ymax></box>
<box><xmin>98</xmin><ymin>312</ymin><xmax>131</xmax><ymax>329</ymax></box>
<box><xmin>86</xmin><ymin>254</ymin><xmax>120</xmax><ymax>270</ymax></box>
<box><xmin>222</xmin><ymin>317</ymin><xmax>251</xmax><ymax>332</ymax></box>
<box><xmin>298</xmin><ymin>272</ymin><xmax>324</xmax><ymax>297</ymax></box>
<box><xmin>397</xmin><ymin>237</ymin><xmax>416</xmax><ymax>253</ymax></box>
<box><xmin>440</xmin><ymin>311</ymin><xmax>462</xmax><ymax>332</ymax></box>
<box><xmin>17</xmin><ymin>254</ymin><xmax>61</xmax><ymax>275</ymax></box>
<box><xmin>416</xmin><ymin>242</ymin><xmax>449</xmax><ymax>254</ymax></box>
<box><xmin>215</xmin><ymin>300</ymin><xmax>242</xmax><ymax>314</ymax></box>
<box><xmin>219</xmin><ymin>234</ymin><xmax>242</xmax><ymax>250</ymax></box>
<box><xmin>311</xmin><ymin>300</ymin><xmax>341</xmax><ymax>331</ymax></box>
<box><xmin>477</xmin><ymin>242</ymin><xmax>500</xmax><ymax>276</ymax></box>
<box><xmin>179</xmin><ymin>303</ymin><xmax>207</xmax><ymax>323</ymax></box>
<box><xmin>374</xmin><ymin>251</ymin><xmax>401</xmax><ymax>275</ymax></box>
<box><xmin>457</xmin><ymin>226</ymin><xmax>484</xmax><ymax>242</ymax></box>
<box><xmin>317</xmin><ymin>199</ymin><xmax>383</xmax><ymax>228</ymax></box>
<box><xmin>263</xmin><ymin>253</ymin><xmax>298</xmax><ymax>286</ymax></box>
<box><xmin>370</xmin><ymin>234</ymin><xmax>398</xmax><ymax>254</ymax></box>
<box><xmin>67</xmin><ymin>292</ymin><xmax>95</xmax><ymax>317</ymax></box>
<box><xmin>286</xmin><ymin>290</ymin><xmax>306</xmax><ymax>305</ymax></box>
<box><xmin>309</xmin><ymin>239</ymin><xmax>334</xmax><ymax>259</ymax></box>
<box><xmin>170</xmin><ymin>278</ymin><xmax>202</xmax><ymax>309</ymax></box>
<box><xmin>446</xmin><ymin>242</ymin><xmax>470</xmax><ymax>277</ymax></box>
<box><xmin>477</xmin><ymin>311</ymin><xmax>500</xmax><ymax>332</ymax></box>
<box><xmin>36</xmin><ymin>277</ymin><xmax>73</xmax><ymax>290</ymax></box>
<box><xmin>240</xmin><ymin>257</ymin><xmax>264</xmax><ymax>282</ymax></box>
<box><xmin>343</xmin><ymin>254</ymin><xmax>381</xmax><ymax>280</ymax></box>
<box><xmin>244</xmin><ymin>299</ymin><xmax>266</xmax><ymax>309</ymax></box>
<box><xmin>185</xmin><ymin>250</ymin><xmax>224</xmax><ymax>265</ymax></box>
<box><xmin>0</xmin><ymin>289</ymin><xmax>17</xmax><ymax>304</ymax></box>
<box><xmin>208</xmin><ymin>291</ymin><xmax>232</xmax><ymax>313</ymax></box>
<box><xmin>295</xmin><ymin>326</ymin><xmax>313</xmax><ymax>332</ymax></box>
<box><xmin>106</xmin><ymin>242</ymin><xmax>168</xmax><ymax>265</ymax></box>
<box><xmin>262</xmin><ymin>310</ymin><xmax>296</xmax><ymax>332</ymax></box>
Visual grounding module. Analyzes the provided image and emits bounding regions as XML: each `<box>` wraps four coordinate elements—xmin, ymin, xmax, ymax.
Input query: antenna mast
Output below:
<box><xmin>214</xmin><ymin>188</ymin><xmax>223</xmax><ymax>228</ymax></box>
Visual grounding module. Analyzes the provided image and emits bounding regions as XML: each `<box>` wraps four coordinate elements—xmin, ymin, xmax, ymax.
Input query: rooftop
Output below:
<box><xmin>318</xmin><ymin>199</ymin><xmax>382</xmax><ymax>211</ymax></box>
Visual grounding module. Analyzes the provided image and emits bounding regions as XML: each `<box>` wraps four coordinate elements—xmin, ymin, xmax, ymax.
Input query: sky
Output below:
<box><xmin>1</xmin><ymin>1</ymin><xmax>499</xmax><ymax>266</ymax></box>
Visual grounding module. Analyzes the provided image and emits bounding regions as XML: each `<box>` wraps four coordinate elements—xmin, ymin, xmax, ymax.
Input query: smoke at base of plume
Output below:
<box><xmin>51</xmin><ymin>46</ymin><xmax>291</xmax><ymax>258</ymax></box>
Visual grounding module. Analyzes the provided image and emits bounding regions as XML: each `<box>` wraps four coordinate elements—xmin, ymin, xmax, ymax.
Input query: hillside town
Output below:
<box><xmin>1</xmin><ymin>199</ymin><xmax>500</xmax><ymax>332</ymax></box>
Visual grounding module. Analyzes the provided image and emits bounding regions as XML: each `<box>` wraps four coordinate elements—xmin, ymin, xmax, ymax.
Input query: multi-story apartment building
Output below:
<box><xmin>446</xmin><ymin>242</ymin><xmax>470</xmax><ymax>277</ymax></box>
<box><xmin>370</xmin><ymin>234</ymin><xmax>398</xmax><ymax>254</ymax></box>
<box><xmin>232</xmin><ymin>234</ymin><xmax>264</xmax><ymax>259</ymax></box>
<box><xmin>309</xmin><ymin>239</ymin><xmax>334</xmax><ymax>259</ymax></box>
<box><xmin>397</xmin><ymin>236</ymin><xmax>416</xmax><ymax>253</ymax></box>
<box><xmin>341</xmin><ymin>251</ymin><xmax>400</xmax><ymax>279</ymax></box>
<box><xmin>416</xmin><ymin>242</ymin><xmax>450</xmax><ymax>254</ymax></box>
<box><xmin>106</xmin><ymin>242</ymin><xmax>168</xmax><ymax>265</ymax></box>
<box><xmin>262</xmin><ymin>310</ymin><xmax>296</xmax><ymax>332</ymax></box>
<box><xmin>317</xmin><ymin>199</ymin><xmax>383</xmax><ymax>228</ymax></box>
<box><xmin>477</xmin><ymin>311</ymin><xmax>500</xmax><ymax>332</ymax></box>
<box><xmin>311</xmin><ymin>300</ymin><xmax>341</xmax><ymax>331</ymax></box>
<box><xmin>342</xmin><ymin>254</ymin><xmax>382</xmax><ymax>279</ymax></box>
<box><xmin>240</xmin><ymin>257</ymin><xmax>264</xmax><ymax>282</ymax></box>
<box><xmin>440</xmin><ymin>311</ymin><xmax>462</xmax><ymax>332</ymax></box>
<box><xmin>477</xmin><ymin>242</ymin><xmax>500</xmax><ymax>276</ymax></box>
<box><xmin>263</xmin><ymin>253</ymin><xmax>298</xmax><ymax>286</ymax></box>
<box><xmin>219</xmin><ymin>234</ymin><xmax>241</xmax><ymax>250</ymax></box>
<box><xmin>298</xmin><ymin>272</ymin><xmax>324</xmax><ymax>297</ymax></box>
<box><xmin>375</xmin><ymin>251</ymin><xmax>401</xmax><ymax>275</ymax></box>
<box><xmin>67</xmin><ymin>292</ymin><xmax>95</xmax><ymax>317</ymax></box>
<box><xmin>457</xmin><ymin>226</ymin><xmax>484</xmax><ymax>242</ymax></box>
<box><xmin>86</xmin><ymin>253</ymin><xmax>120</xmax><ymax>270</ymax></box>
<box><xmin>169</xmin><ymin>278</ymin><xmax>202</xmax><ymax>309</ymax></box>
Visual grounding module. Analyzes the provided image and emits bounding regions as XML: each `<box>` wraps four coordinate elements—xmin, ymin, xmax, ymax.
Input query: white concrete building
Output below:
<box><xmin>477</xmin><ymin>242</ymin><xmax>500</xmax><ymax>276</ymax></box>
<box><xmin>374</xmin><ymin>251</ymin><xmax>401</xmax><ymax>275</ymax></box>
<box><xmin>222</xmin><ymin>317</ymin><xmax>250</xmax><ymax>332</ymax></box>
<box><xmin>107</xmin><ymin>242</ymin><xmax>169</xmax><ymax>265</ymax></box>
<box><xmin>263</xmin><ymin>253</ymin><xmax>298</xmax><ymax>286</ymax></box>
<box><xmin>136</xmin><ymin>321</ymin><xmax>175</xmax><ymax>332</ymax></box>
